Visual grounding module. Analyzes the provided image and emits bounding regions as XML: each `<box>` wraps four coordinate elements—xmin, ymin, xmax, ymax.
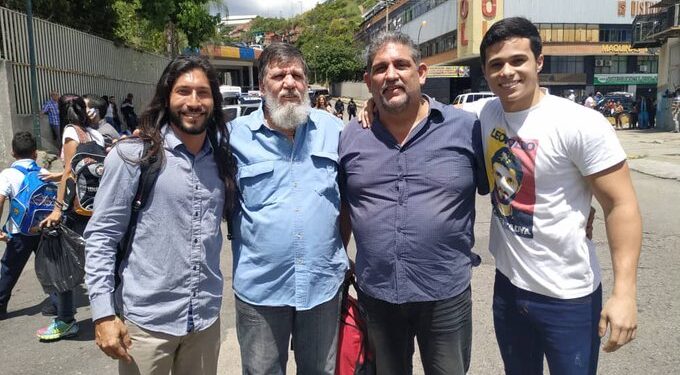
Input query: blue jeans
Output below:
<box><xmin>234</xmin><ymin>287</ymin><xmax>342</xmax><ymax>375</ymax></box>
<box><xmin>358</xmin><ymin>287</ymin><xmax>472</xmax><ymax>375</ymax></box>
<box><xmin>493</xmin><ymin>270</ymin><xmax>602</xmax><ymax>375</ymax></box>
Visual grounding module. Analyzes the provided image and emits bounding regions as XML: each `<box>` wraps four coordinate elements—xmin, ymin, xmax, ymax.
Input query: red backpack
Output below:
<box><xmin>336</xmin><ymin>279</ymin><xmax>375</xmax><ymax>375</ymax></box>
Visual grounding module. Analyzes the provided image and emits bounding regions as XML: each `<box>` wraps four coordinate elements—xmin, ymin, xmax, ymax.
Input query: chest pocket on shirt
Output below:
<box><xmin>237</xmin><ymin>161</ymin><xmax>276</xmax><ymax>210</ymax></box>
<box><xmin>424</xmin><ymin>150</ymin><xmax>472</xmax><ymax>192</ymax></box>
<box><xmin>310</xmin><ymin>151</ymin><xmax>340</xmax><ymax>203</ymax></box>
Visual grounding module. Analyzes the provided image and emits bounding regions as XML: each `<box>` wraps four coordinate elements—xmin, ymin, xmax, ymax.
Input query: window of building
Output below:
<box><xmin>594</xmin><ymin>55</ymin><xmax>628</xmax><ymax>74</ymax></box>
<box><xmin>599</xmin><ymin>25</ymin><xmax>632</xmax><ymax>42</ymax></box>
<box><xmin>636</xmin><ymin>56</ymin><xmax>658</xmax><ymax>73</ymax></box>
<box><xmin>550</xmin><ymin>56</ymin><xmax>585</xmax><ymax>73</ymax></box>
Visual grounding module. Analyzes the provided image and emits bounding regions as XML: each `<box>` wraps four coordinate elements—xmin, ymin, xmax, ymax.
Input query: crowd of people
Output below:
<box><xmin>0</xmin><ymin>17</ymin><xmax>644</xmax><ymax>375</ymax></box>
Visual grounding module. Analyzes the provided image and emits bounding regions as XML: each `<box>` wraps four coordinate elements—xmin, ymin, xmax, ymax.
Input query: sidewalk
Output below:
<box><xmin>615</xmin><ymin>128</ymin><xmax>680</xmax><ymax>181</ymax></box>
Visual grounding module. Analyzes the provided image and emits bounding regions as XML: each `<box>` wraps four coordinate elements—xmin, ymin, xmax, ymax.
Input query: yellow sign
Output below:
<box><xmin>457</xmin><ymin>0</ymin><xmax>505</xmax><ymax>60</ymax></box>
<box><xmin>601</xmin><ymin>44</ymin><xmax>648</xmax><ymax>54</ymax></box>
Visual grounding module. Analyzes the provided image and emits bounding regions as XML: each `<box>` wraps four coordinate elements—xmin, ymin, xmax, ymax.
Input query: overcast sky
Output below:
<box><xmin>220</xmin><ymin>0</ymin><xmax>327</xmax><ymax>19</ymax></box>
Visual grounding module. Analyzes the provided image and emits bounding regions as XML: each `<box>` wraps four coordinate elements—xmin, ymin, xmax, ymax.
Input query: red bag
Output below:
<box><xmin>336</xmin><ymin>279</ymin><xmax>375</xmax><ymax>375</ymax></box>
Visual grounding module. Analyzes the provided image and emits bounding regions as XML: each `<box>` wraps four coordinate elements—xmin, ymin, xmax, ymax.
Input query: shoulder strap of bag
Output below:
<box><xmin>70</xmin><ymin>125</ymin><xmax>92</xmax><ymax>144</ymax></box>
<box><xmin>114</xmin><ymin>140</ymin><xmax>162</xmax><ymax>288</ymax></box>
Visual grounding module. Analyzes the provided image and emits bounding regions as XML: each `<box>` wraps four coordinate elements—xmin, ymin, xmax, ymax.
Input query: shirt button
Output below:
<box><xmin>296</xmin><ymin>233</ymin><xmax>303</xmax><ymax>239</ymax></box>
<box><xmin>193</xmin><ymin>265</ymin><xmax>198</xmax><ymax>271</ymax></box>
<box><xmin>194</xmin><ymin>212</ymin><xmax>199</xmax><ymax>217</ymax></box>
<box><xmin>195</xmin><ymin>185</ymin><xmax>199</xmax><ymax>190</ymax></box>
<box><xmin>194</xmin><ymin>239</ymin><xmax>198</xmax><ymax>244</ymax></box>
<box><xmin>193</xmin><ymin>291</ymin><xmax>197</xmax><ymax>297</ymax></box>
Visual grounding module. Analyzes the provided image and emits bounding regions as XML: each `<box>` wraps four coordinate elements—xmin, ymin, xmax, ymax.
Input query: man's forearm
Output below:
<box><xmin>603</xmin><ymin>200</ymin><xmax>641</xmax><ymax>296</ymax></box>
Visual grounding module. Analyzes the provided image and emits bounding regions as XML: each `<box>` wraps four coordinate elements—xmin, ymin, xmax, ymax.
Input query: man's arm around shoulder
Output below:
<box><xmin>586</xmin><ymin>160</ymin><xmax>641</xmax><ymax>353</ymax></box>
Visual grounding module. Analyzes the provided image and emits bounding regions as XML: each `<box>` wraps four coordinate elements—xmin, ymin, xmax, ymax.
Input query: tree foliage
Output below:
<box><xmin>1</xmin><ymin>0</ymin><xmax>118</xmax><ymax>40</ymax></box>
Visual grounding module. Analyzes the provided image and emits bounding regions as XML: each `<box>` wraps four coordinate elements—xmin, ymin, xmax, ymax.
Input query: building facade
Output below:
<box><xmin>356</xmin><ymin>0</ymin><xmax>662</xmax><ymax>104</ymax></box>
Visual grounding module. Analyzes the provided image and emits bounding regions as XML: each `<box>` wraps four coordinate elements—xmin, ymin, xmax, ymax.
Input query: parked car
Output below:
<box><xmin>220</xmin><ymin>85</ymin><xmax>261</xmax><ymax>122</ymax></box>
<box><xmin>452</xmin><ymin>92</ymin><xmax>496</xmax><ymax>111</ymax></box>
<box><xmin>308</xmin><ymin>88</ymin><xmax>329</xmax><ymax>106</ymax></box>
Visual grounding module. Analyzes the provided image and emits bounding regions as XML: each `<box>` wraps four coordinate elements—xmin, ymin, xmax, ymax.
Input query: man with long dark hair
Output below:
<box><xmin>229</xmin><ymin>43</ymin><xmax>349</xmax><ymax>374</ymax></box>
<box><xmin>84</xmin><ymin>55</ymin><xmax>236</xmax><ymax>374</ymax></box>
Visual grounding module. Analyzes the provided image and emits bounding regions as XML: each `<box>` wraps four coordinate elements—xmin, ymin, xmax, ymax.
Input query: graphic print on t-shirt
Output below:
<box><xmin>486</xmin><ymin>126</ymin><xmax>537</xmax><ymax>238</ymax></box>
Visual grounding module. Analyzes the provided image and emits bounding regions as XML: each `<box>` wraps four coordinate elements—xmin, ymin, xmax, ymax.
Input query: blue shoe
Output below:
<box><xmin>36</xmin><ymin>319</ymin><xmax>79</xmax><ymax>341</ymax></box>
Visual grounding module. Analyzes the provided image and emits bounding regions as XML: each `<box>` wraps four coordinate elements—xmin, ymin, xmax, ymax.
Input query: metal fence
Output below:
<box><xmin>0</xmin><ymin>6</ymin><xmax>169</xmax><ymax>115</ymax></box>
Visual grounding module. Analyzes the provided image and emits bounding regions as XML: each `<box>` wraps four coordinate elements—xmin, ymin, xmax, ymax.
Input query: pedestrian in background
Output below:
<box><xmin>83</xmin><ymin>94</ymin><xmax>120</xmax><ymax>148</ymax></box>
<box><xmin>0</xmin><ymin>132</ymin><xmax>60</xmax><ymax>321</ymax></box>
<box><xmin>84</xmin><ymin>55</ymin><xmax>235</xmax><ymax>374</ymax></box>
<box><xmin>38</xmin><ymin>94</ymin><xmax>105</xmax><ymax>342</ymax></box>
<box><xmin>334</xmin><ymin>97</ymin><xmax>345</xmax><ymax>120</ymax></box>
<box><xmin>347</xmin><ymin>98</ymin><xmax>357</xmax><ymax>120</ymax></box>
<box><xmin>315</xmin><ymin>95</ymin><xmax>334</xmax><ymax>113</ymax></box>
<box><xmin>229</xmin><ymin>43</ymin><xmax>349</xmax><ymax>374</ymax></box>
<box><xmin>121</xmin><ymin>93</ymin><xmax>138</xmax><ymax>133</ymax></box>
<box><xmin>108</xmin><ymin>95</ymin><xmax>122</xmax><ymax>133</ymax></box>
<box><xmin>41</xmin><ymin>90</ymin><xmax>61</xmax><ymax>153</ymax></box>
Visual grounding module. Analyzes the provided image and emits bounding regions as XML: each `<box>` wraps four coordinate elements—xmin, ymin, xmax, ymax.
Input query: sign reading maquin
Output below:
<box><xmin>457</xmin><ymin>0</ymin><xmax>504</xmax><ymax>60</ymax></box>
<box><xmin>601</xmin><ymin>44</ymin><xmax>649</xmax><ymax>54</ymax></box>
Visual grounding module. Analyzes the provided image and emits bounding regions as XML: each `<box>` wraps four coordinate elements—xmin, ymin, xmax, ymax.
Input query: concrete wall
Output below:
<box><xmin>0</xmin><ymin>60</ymin><xmax>61</xmax><ymax>167</ymax></box>
<box><xmin>656</xmin><ymin>37</ymin><xmax>680</xmax><ymax>131</ymax></box>
<box><xmin>331</xmin><ymin>81</ymin><xmax>371</xmax><ymax>100</ymax></box>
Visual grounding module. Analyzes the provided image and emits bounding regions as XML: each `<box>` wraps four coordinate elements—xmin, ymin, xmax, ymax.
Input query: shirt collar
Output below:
<box><xmin>162</xmin><ymin>124</ymin><xmax>214</xmax><ymax>155</ymax></box>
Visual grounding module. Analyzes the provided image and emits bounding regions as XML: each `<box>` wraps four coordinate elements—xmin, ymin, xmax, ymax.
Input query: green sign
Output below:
<box><xmin>594</xmin><ymin>74</ymin><xmax>657</xmax><ymax>85</ymax></box>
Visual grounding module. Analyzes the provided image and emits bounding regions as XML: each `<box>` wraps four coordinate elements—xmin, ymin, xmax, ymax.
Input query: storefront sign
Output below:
<box><xmin>630</xmin><ymin>1</ymin><xmax>661</xmax><ymax>17</ymax></box>
<box><xmin>539</xmin><ymin>73</ymin><xmax>587</xmax><ymax>85</ymax></box>
<box><xmin>601</xmin><ymin>44</ymin><xmax>652</xmax><ymax>54</ymax></box>
<box><xmin>427</xmin><ymin>66</ymin><xmax>470</xmax><ymax>78</ymax></box>
<box><xmin>594</xmin><ymin>74</ymin><xmax>658</xmax><ymax>85</ymax></box>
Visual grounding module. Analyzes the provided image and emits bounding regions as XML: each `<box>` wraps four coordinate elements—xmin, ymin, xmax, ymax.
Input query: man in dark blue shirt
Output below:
<box><xmin>339</xmin><ymin>31</ymin><xmax>488</xmax><ymax>375</ymax></box>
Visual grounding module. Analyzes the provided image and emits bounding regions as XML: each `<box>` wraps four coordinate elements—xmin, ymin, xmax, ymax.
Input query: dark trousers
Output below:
<box><xmin>49</xmin><ymin>124</ymin><xmax>61</xmax><ymax>153</ymax></box>
<box><xmin>0</xmin><ymin>234</ymin><xmax>41</xmax><ymax>307</ymax></box>
<box><xmin>358</xmin><ymin>287</ymin><xmax>472</xmax><ymax>375</ymax></box>
<box><xmin>493</xmin><ymin>270</ymin><xmax>602</xmax><ymax>375</ymax></box>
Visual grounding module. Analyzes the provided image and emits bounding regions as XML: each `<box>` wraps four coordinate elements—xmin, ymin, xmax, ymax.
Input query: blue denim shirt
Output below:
<box><xmin>339</xmin><ymin>97</ymin><xmax>489</xmax><ymax>304</ymax></box>
<box><xmin>84</xmin><ymin>125</ymin><xmax>225</xmax><ymax>335</ymax></box>
<box><xmin>229</xmin><ymin>106</ymin><xmax>349</xmax><ymax>310</ymax></box>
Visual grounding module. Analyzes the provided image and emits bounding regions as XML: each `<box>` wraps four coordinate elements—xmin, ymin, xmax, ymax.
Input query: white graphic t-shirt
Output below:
<box><xmin>476</xmin><ymin>94</ymin><xmax>626</xmax><ymax>299</ymax></box>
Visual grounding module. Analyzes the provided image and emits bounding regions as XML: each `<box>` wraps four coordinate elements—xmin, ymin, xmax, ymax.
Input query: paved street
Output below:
<box><xmin>0</xmin><ymin>129</ymin><xmax>679</xmax><ymax>374</ymax></box>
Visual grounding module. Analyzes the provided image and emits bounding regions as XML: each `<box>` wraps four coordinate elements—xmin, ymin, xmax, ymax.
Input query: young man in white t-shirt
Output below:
<box><xmin>0</xmin><ymin>132</ymin><xmax>60</xmax><ymax>320</ymax></box>
<box><xmin>477</xmin><ymin>17</ymin><xmax>641</xmax><ymax>374</ymax></box>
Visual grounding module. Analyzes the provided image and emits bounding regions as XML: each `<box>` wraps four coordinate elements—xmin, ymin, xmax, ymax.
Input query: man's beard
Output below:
<box><xmin>379</xmin><ymin>81</ymin><xmax>410</xmax><ymax>113</ymax></box>
<box><xmin>168</xmin><ymin>109</ymin><xmax>209</xmax><ymax>135</ymax></box>
<box><xmin>264</xmin><ymin>88</ymin><xmax>311</xmax><ymax>131</ymax></box>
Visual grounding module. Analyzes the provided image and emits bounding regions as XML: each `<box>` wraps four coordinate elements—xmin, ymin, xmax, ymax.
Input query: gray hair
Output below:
<box><xmin>364</xmin><ymin>31</ymin><xmax>421</xmax><ymax>73</ymax></box>
<box><xmin>258</xmin><ymin>42</ymin><xmax>309</xmax><ymax>85</ymax></box>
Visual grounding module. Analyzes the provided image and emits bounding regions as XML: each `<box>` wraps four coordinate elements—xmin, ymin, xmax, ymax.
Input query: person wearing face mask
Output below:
<box><xmin>228</xmin><ymin>43</ymin><xmax>349</xmax><ymax>374</ymax></box>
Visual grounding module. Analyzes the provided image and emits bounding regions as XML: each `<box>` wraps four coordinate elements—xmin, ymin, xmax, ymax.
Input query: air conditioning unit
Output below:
<box><xmin>595</xmin><ymin>59</ymin><xmax>604</xmax><ymax>67</ymax></box>
<box><xmin>639</xmin><ymin>65</ymin><xmax>648</xmax><ymax>72</ymax></box>
<box><xmin>604</xmin><ymin>60</ymin><xmax>613</xmax><ymax>67</ymax></box>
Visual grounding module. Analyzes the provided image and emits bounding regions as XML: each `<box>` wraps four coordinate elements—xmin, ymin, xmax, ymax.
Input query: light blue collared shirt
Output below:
<box><xmin>229</xmin><ymin>106</ymin><xmax>349</xmax><ymax>310</ymax></box>
<box><xmin>85</xmin><ymin>125</ymin><xmax>225</xmax><ymax>335</ymax></box>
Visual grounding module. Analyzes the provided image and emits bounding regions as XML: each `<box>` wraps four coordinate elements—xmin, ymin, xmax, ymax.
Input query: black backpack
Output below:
<box><xmin>64</xmin><ymin>125</ymin><xmax>106</xmax><ymax>217</ymax></box>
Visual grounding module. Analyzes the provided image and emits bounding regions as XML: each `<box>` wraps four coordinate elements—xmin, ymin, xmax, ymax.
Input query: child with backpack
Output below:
<box><xmin>0</xmin><ymin>132</ymin><xmax>61</xmax><ymax>320</ymax></box>
<box><xmin>38</xmin><ymin>94</ymin><xmax>106</xmax><ymax>341</ymax></box>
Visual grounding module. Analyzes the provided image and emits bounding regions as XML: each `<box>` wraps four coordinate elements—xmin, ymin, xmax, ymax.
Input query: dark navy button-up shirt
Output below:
<box><xmin>229</xmin><ymin>106</ymin><xmax>349</xmax><ymax>310</ymax></box>
<box><xmin>339</xmin><ymin>96</ymin><xmax>489</xmax><ymax>304</ymax></box>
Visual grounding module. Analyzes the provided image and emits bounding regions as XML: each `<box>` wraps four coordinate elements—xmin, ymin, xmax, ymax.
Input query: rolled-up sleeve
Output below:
<box><xmin>84</xmin><ymin>142</ymin><xmax>141</xmax><ymax>321</ymax></box>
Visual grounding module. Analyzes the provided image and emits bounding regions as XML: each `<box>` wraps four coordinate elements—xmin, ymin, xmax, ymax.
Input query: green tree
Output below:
<box><xmin>1</xmin><ymin>0</ymin><xmax>118</xmax><ymax>40</ymax></box>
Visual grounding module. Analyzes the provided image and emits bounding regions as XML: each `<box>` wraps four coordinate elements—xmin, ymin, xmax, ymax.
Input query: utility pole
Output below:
<box><xmin>25</xmin><ymin>0</ymin><xmax>41</xmax><ymax>147</ymax></box>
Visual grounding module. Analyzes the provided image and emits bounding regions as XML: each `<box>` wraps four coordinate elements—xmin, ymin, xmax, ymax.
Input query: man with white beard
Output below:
<box><xmin>228</xmin><ymin>43</ymin><xmax>349</xmax><ymax>374</ymax></box>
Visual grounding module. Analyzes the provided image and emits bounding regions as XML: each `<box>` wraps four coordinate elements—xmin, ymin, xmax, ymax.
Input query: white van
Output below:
<box><xmin>452</xmin><ymin>92</ymin><xmax>496</xmax><ymax>108</ymax></box>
